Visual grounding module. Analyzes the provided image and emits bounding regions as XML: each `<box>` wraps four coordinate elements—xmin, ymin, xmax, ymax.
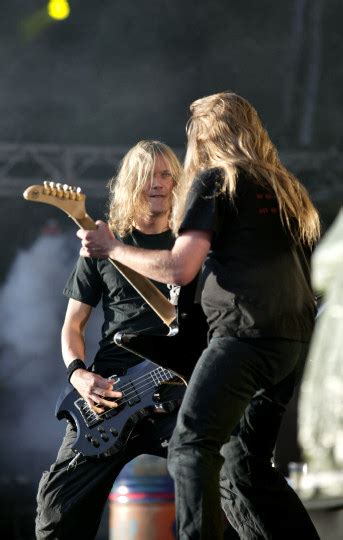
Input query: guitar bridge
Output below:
<box><xmin>75</xmin><ymin>398</ymin><xmax>101</xmax><ymax>427</ymax></box>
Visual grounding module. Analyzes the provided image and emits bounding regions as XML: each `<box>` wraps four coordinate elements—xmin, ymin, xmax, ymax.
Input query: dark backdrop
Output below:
<box><xmin>0</xmin><ymin>1</ymin><xmax>342</xmax><ymax>538</ymax></box>
<box><xmin>0</xmin><ymin>0</ymin><xmax>342</xmax><ymax>149</ymax></box>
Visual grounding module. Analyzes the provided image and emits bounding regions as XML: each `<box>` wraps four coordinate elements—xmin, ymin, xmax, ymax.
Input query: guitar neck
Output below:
<box><xmin>73</xmin><ymin>214</ymin><xmax>177</xmax><ymax>328</ymax></box>
<box><xmin>150</xmin><ymin>366</ymin><xmax>174</xmax><ymax>387</ymax></box>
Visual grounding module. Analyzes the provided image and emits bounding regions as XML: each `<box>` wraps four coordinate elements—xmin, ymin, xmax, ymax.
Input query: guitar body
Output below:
<box><xmin>55</xmin><ymin>278</ymin><xmax>207</xmax><ymax>459</ymax></box>
<box><xmin>55</xmin><ymin>359</ymin><xmax>186</xmax><ymax>458</ymax></box>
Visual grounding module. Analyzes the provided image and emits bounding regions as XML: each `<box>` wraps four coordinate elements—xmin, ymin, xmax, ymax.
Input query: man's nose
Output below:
<box><xmin>151</xmin><ymin>174</ymin><xmax>163</xmax><ymax>188</ymax></box>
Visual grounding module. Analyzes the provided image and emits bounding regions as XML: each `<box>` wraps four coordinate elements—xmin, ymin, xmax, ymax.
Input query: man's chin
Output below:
<box><xmin>147</xmin><ymin>204</ymin><xmax>170</xmax><ymax>217</ymax></box>
<box><xmin>147</xmin><ymin>209</ymin><xmax>169</xmax><ymax>218</ymax></box>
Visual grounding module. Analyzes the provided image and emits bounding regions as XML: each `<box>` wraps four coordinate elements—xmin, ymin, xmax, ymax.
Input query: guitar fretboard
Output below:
<box><xmin>149</xmin><ymin>367</ymin><xmax>174</xmax><ymax>387</ymax></box>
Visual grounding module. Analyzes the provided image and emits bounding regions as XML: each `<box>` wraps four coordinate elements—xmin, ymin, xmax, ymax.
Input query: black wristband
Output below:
<box><xmin>67</xmin><ymin>359</ymin><xmax>86</xmax><ymax>382</ymax></box>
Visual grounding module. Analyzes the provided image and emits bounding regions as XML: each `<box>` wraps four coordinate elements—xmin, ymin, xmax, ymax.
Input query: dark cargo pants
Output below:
<box><xmin>35</xmin><ymin>408</ymin><xmax>179</xmax><ymax>539</ymax></box>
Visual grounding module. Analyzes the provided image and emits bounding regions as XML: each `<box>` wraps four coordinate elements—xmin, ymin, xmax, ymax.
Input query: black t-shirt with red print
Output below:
<box><xmin>180</xmin><ymin>168</ymin><xmax>316</xmax><ymax>341</ymax></box>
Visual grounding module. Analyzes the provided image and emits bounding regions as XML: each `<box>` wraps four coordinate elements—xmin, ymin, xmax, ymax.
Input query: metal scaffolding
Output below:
<box><xmin>0</xmin><ymin>142</ymin><xmax>342</xmax><ymax>203</ymax></box>
<box><xmin>0</xmin><ymin>143</ymin><xmax>131</xmax><ymax>198</ymax></box>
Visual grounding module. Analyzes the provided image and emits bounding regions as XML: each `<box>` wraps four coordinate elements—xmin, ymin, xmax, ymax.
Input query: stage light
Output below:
<box><xmin>47</xmin><ymin>0</ymin><xmax>70</xmax><ymax>21</ymax></box>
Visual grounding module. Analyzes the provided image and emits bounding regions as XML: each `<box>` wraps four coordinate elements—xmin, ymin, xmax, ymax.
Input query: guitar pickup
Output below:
<box><xmin>104</xmin><ymin>408</ymin><xmax>118</xmax><ymax>419</ymax></box>
<box><xmin>126</xmin><ymin>382</ymin><xmax>141</xmax><ymax>407</ymax></box>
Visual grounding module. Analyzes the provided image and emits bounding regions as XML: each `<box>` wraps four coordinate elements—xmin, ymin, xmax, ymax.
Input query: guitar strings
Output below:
<box><xmin>93</xmin><ymin>379</ymin><xmax>172</xmax><ymax>420</ymax></box>
<box><xmin>90</xmin><ymin>368</ymin><xmax>177</xmax><ymax>419</ymax></box>
<box><xmin>110</xmin><ymin>367</ymin><xmax>173</xmax><ymax>396</ymax></box>
<box><xmin>107</xmin><ymin>369</ymin><xmax>174</xmax><ymax>405</ymax></box>
<box><xmin>111</xmin><ymin>367</ymin><xmax>172</xmax><ymax>390</ymax></box>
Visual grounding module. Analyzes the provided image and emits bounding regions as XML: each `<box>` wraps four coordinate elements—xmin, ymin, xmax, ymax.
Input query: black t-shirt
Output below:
<box><xmin>64</xmin><ymin>229</ymin><xmax>175</xmax><ymax>368</ymax></box>
<box><xmin>180</xmin><ymin>168</ymin><xmax>316</xmax><ymax>342</ymax></box>
<box><xmin>63</xmin><ymin>228</ymin><xmax>208</xmax><ymax>376</ymax></box>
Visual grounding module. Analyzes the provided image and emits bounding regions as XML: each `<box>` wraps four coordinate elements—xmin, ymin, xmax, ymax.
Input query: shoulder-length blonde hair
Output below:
<box><xmin>107</xmin><ymin>140</ymin><xmax>182</xmax><ymax>237</ymax></box>
<box><xmin>173</xmin><ymin>92</ymin><xmax>320</xmax><ymax>246</ymax></box>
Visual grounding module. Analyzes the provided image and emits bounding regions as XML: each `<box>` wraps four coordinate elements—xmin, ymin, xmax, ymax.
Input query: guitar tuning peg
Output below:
<box><xmin>76</xmin><ymin>186</ymin><xmax>82</xmax><ymax>200</ymax></box>
<box><xmin>43</xmin><ymin>180</ymin><xmax>50</xmax><ymax>193</ymax></box>
<box><xmin>62</xmin><ymin>184</ymin><xmax>70</xmax><ymax>199</ymax></box>
<box><xmin>56</xmin><ymin>183</ymin><xmax>64</xmax><ymax>198</ymax></box>
<box><xmin>48</xmin><ymin>181</ymin><xmax>57</xmax><ymax>196</ymax></box>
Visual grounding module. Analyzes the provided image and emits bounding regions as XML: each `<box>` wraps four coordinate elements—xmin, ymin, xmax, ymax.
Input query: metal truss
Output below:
<box><xmin>0</xmin><ymin>143</ymin><xmax>131</xmax><ymax>198</ymax></box>
<box><xmin>0</xmin><ymin>142</ymin><xmax>342</xmax><ymax>203</ymax></box>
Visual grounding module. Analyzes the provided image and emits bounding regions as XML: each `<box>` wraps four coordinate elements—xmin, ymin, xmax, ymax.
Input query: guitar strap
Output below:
<box><xmin>76</xmin><ymin>215</ymin><xmax>178</xmax><ymax>331</ymax></box>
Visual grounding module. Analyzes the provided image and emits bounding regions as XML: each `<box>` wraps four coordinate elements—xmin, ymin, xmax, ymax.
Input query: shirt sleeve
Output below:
<box><xmin>63</xmin><ymin>256</ymin><xmax>103</xmax><ymax>307</ymax></box>
<box><xmin>179</xmin><ymin>169</ymin><xmax>224</xmax><ymax>234</ymax></box>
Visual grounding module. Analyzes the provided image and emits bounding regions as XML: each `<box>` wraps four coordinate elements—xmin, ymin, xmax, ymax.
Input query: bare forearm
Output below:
<box><xmin>109</xmin><ymin>242</ymin><xmax>184</xmax><ymax>284</ymax></box>
<box><xmin>77</xmin><ymin>223</ymin><xmax>212</xmax><ymax>286</ymax></box>
<box><xmin>61</xmin><ymin>299</ymin><xmax>92</xmax><ymax>367</ymax></box>
<box><xmin>61</xmin><ymin>324</ymin><xmax>86</xmax><ymax>366</ymax></box>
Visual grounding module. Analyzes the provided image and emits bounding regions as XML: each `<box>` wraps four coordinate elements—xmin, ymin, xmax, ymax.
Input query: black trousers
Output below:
<box><xmin>36</xmin><ymin>339</ymin><xmax>320</xmax><ymax>540</ymax></box>
<box><xmin>168</xmin><ymin>337</ymin><xmax>320</xmax><ymax>540</ymax></box>
<box><xmin>35</xmin><ymin>407</ymin><xmax>179</xmax><ymax>539</ymax></box>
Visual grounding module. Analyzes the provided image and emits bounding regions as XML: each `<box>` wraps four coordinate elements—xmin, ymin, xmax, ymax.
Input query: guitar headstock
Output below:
<box><xmin>23</xmin><ymin>181</ymin><xmax>87</xmax><ymax>221</ymax></box>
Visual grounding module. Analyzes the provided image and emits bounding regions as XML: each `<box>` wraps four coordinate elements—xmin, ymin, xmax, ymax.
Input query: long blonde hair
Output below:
<box><xmin>173</xmin><ymin>92</ymin><xmax>320</xmax><ymax>246</ymax></box>
<box><xmin>107</xmin><ymin>140</ymin><xmax>182</xmax><ymax>237</ymax></box>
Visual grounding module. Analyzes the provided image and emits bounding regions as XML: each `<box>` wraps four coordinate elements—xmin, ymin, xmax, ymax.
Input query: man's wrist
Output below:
<box><xmin>67</xmin><ymin>359</ymin><xmax>86</xmax><ymax>382</ymax></box>
<box><xmin>108</xmin><ymin>239</ymin><xmax>119</xmax><ymax>260</ymax></box>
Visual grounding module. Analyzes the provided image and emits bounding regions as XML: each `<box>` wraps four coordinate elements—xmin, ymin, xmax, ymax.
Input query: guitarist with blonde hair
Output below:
<box><xmin>35</xmin><ymin>140</ymin><xmax>208</xmax><ymax>539</ymax></box>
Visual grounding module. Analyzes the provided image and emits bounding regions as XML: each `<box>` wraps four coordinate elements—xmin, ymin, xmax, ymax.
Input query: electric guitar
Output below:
<box><xmin>23</xmin><ymin>181</ymin><xmax>207</xmax><ymax>457</ymax></box>
<box><xmin>55</xmin><ymin>358</ymin><xmax>186</xmax><ymax>457</ymax></box>
<box><xmin>23</xmin><ymin>182</ymin><xmax>193</xmax><ymax>458</ymax></box>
